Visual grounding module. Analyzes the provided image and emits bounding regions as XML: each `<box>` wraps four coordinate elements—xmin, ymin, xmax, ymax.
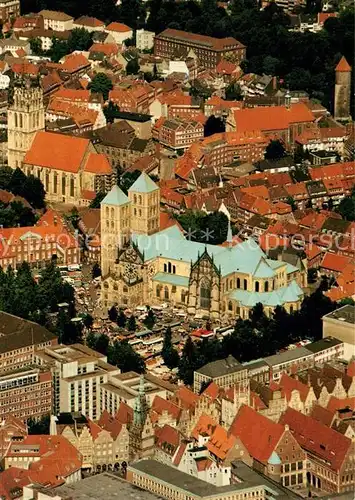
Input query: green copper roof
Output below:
<box><xmin>229</xmin><ymin>280</ymin><xmax>303</xmax><ymax>307</ymax></box>
<box><xmin>101</xmin><ymin>185</ymin><xmax>129</xmax><ymax>206</ymax></box>
<box><xmin>128</xmin><ymin>172</ymin><xmax>158</xmax><ymax>193</ymax></box>
<box><xmin>268</xmin><ymin>452</ymin><xmax>281</xmax><ymax>465</ymax></box>
<box><xmin>152</xmin><ymin>272</ymin><xmax>189</xmax><ymax>287</ymax></box>
<box><xmin>253</xmin><ymin>258</ymin><xmax>276</xmax><ymax>278</ymax></box>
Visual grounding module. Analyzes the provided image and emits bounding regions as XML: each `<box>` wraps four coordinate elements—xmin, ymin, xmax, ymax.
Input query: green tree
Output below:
<box><xmin>108</xmin><ymin>340</ymin><xmax>145</xmax><ymax>373</ymax></box>
<box><xmin>86</xmin><ymin>332</ymin><xmax>109</xmax><ymax>355</ymax></box>
<box><xmin>225</xmin><ymin>82</ymin><xmax>243</xmax><ymax>100</ymax></box>
<box><xmin>162</xmin><ymin>326</ymin><xmax>179</xmax><ymax>369</ymax></box>
<box><xmin>37</xmin><ymin>262</ymin><xmax>75</xmax><ymax>313</ymax></box>
<box><xmin>117</xmin><ymin>310</ymin><xmax>126</xmax><ymax>327</ymax></box>
<box><xmin>337</xmin><ymin>188</ymin><xmax>355</xmax><ymax>221</ymax></box>
<box><xmin>127</xmin><ymin>315</ymin><xmax>137</xmax><ymax>331</ymax></box>
<box><xmin>143</xmin><ymin>308</ymin><xmax>155</xmax><ymax>330</ymax></box>
<box><xmin>11</xmin><ymin>262</ymin><xmax>38</xmax><ymax>319</ymax></box>
<box><xmin>0</xmin><ymin>166</ymin><xmax>13</xmax><ymax>189</ymax></box>
<box><xmin>23</xmin><ymin>174</ymin><xmax>46</xmax><ymax>209</ymax></box>
<box><xmin>204</xmin><ymin>115</ymin><xmax>225</xmax><ymax>137</ymax></box>
<box><xmin>8</xmin><ymin>167</ymin><xmax>26</xmax><ymax>196</ymax></box>
<box><xmin>83</xmin><ymin>313</ymin><xmax>94</xmax><ymax>329</ymax></box>
<box><xmin>265</xmin><ymin>140</ymin><xmax>286</xmax><ymax>160</ymax></box>
<box><xmin>262</xmin><ymin>55</ymin><xmax>279</xmax><ymax>75</ymax></box>
<box><xmin>27</xmin><ymin>414</ymin><xmax>50</xmax><ymax>435</ymax></box>
<box><xmin>30</xmin><ymin>37</ymin><xmax>43</xmax><ymax>55</ymax></box>
<box><xmin>178</xmin><ymin>337</ymin><xmax>199</xmax><ymax>385</ymax></box>
<box><xmin>67</xmin><ymin>28</ymin><xmax>93</xmax><ymax>52</ymax></box>
<box><xmin>89</xmin><ymin>73</ymin><xmax>113</xmax><ymax>101</ymax></box>
<box><xmin>56</xmin><ymin>310</ymin><xmax>83</xmax><ymax>344</ymax></box>
<box><xmin>286</xmin><ymin>196</ymin><xmax>297</xmax><ymax>211</ymax></box>
<box><xmin>103</xmin><ymin>101</ymin><xmax>120</xmax><ymax>124</ymax></box>
<box><xmin>49</xmin><ymin>37</ymin><xmax>69</xmax><ymax>63</ymax></box>
<box><xmin>117</xmin><ymin>0</ymin><xmax>146</xmax><ymax>29</ymax></box>
<box><xmin>89</xmin><ymin>191</ymin><xmax>106</xmax><ymax>208</ymax></box>
<box><xmin>126</xmin><ymin>58</ymin><xmax>140</xmax><ymax>75</ymax></box>
<box><xmin>108</xmin><ymin>305</ymin><xmax>118</xmax><ymax>322</ymax></box>
<box><xmin>119</xmin><ymin>170</ymin><xmax>141</xmax><ymax>193</ymax></box>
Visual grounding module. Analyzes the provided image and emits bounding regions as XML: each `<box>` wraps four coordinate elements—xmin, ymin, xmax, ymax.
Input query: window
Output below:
<box><xmin>164</xmin><ymin>263</ymin><xmax>167</xmax><ymax>272</ymax></box>
<box><xmin>168</xmin><ymin>262</ymin><xmax>172</xmax><ymax>273</ymax></box>
<box><xmin>228</xmin><ymin>301</ymin><xmax>233</xmax><ymax>311</ymax></box>
<box><xmin>200</xmin><ymin>279</ymin><xmax>211</xmax><ymax>309</ymax></box>
<box><xmin>62</xmin><ymin>176</ymin><xmax>66</xmax><ymax>196</ymax></box>
<box><xmin>255</xmin><ymin>281</ymin><xmax>260</xmax><ymax>292</ymax></box>
<box><xmin>264</xmin><ymin>281</ymin><xmax>269</xmax><ymax>292</ymax></box>
<box><xmin>237</xmin><ymin>277</ymin><xmax>240</xmax><ymax>288</ymax></box>
<box><xmin>244</xmin><ymin>279</ymin><xmax>247</xmax><ymax>290</ymax></box>
<box><xmin>70</xmin><ymin>177</ymin><xmax>74</xmax><ymax>197</ymax></box>
<box><xmin>164</xmin><ymin>286</ymin><xmax>169</xmax><ymax>300</ymax></box>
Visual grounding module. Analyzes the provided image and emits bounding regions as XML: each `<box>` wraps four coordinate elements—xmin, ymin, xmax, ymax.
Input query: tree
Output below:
<box><xmin>337</xmin><ymin>188</ymin><xmax>355</xmax><ymax>221</ymax></box>
<box><xmin>204</xmin><ymin>115</ymin><xmax>225</xmax><ymax>137</ymax></box>
<box><xmin>143</xmin><ymin>308</ymin><xmax>155</xmax><ymax>330</ymax></box>
<box><xmin>89</xmin><ymin>73</ymin><xmax>113</xmax><ymax>101</ymax></box>
<box><xmin>127</xmin><ymin>315</ymin><xmax>137</xmax><ymax>331</ymax></box>
<box><xmin>89</xmin><ymin>191</ymin><xmax>106</xmax><ymax>208</ymax></box>
<box><xmin>262</xmin><ymin>55</ymin><xmax>279</xmax><ymax>75</ymax></box>
<box><xmin>92</xmin><ymin>262</ymin><xmax>101</xmax><ymax>279</ymax></box>
<box><xmin>83</xmin><ymin>313</ymin><xmax>94</xmax><ymax>329</ymax></box>
<box><xmin>108</xmin><ymin>340</ymin><xmax>145</xmax><ymax>373</ymax></box>
<box><xmin>286</xmin><ymin>196</ymin><xmax>297</xmax><ymax>211</ymax></box>
<box><xmin>30</xmin><ymin>37</ymin><xmax>43</xmax><ymax>55</ymax></box>
<box><xmin>162</xmin><ymin>326</ymin><xmax>179</xmax><ymax>369</ymax></box>
<box><xmin>27</xmin><ymin>414</ymin><xmax>50</xmax><ymax>435</ymax></box>
<box><xmin>178</xmin><ymin>210</ymin><xmax>229</xmax><ymax>244</ymax></box>
<box><xmin>0</xmin><ymin>166</ymin><xmax>13</xmax><ymax>189</ymax></box>
<box><xmin>225</xmin><ymin>82</ymin><xmax>242</xmax><ymax>100</ymax></box>
<box><xmin>265</xmin><ymin>140</ymin><xmax>286</xmax><ymax>160</ymax></box>
<box><xmin>56</xmin><ymin>310</ymin><xmax>83</xmax><ymax>344</ymax></box>
<box><xmin>87</xmin><ymin>332</ymin><xmax>109</xmax><ymax>355</ymax></box>
<box><xmin>49</xmin><ymin>37</ymin><xmax>69</xmax><ymax>62</ymax></box>
<box><xmin>11</xmin><ymin>262</ymin><xmax>38</xmax><ymax>319</ymax></box>
<box><xmin>117</xmin><ymin>0</ymin><xmax>146</xmax><ymax>29</ymax></box>
<box><xmin>126</xmin><ymin>58</ymin><xmax>140</xmax><ymax>75</ymax></box>
<box><xmin>67</xmin><ymin>28</ymin><xmax>93</xmax><ymax>52</ymax></box>
<box><xmin>37</xmin><ymin>261</ymin><xmax>75</xmax><ymax>313</ymax></box>
<box><xmin>108</xmin><ymin>305</ymin><xmax>118</xmax><ymax>322</ymax></box>
<box><xmin>8</xmin><ymin>167</ymin><xmax>26</xmax><ymax>196</ymax></box>
<box><xmin>119</xmin><ymin>170</ymin><xmax>141</xmax><ymax>193</ymax></box>
<box><xmin>178</xmin><ymin>337</ymin><xmax>199</xmax><ymax>385</ymax></box>
<box><xmin>307</xmin><ymin>268</ymin><xmax>317</xmax><ymax>284</ymax></box>
<box><xmin>103</xmin><ymin>101</ymin><xmax>120</xmax><ymax>124</ymax></box>
<box><xmin>117</xmin><ymin>310</ymin><xmax>126</xmax><ymax>328</ymax></box>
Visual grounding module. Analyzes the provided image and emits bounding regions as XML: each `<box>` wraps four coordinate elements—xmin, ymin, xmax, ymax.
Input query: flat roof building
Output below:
<box><xmin>193</xmin><ymin>355</ymin><xmax>248</xmax><ymax>393</ymax></box>
<box><xmin>322</xmin><ymin>305</ymin><xmax>355</xmax><ymax>360</ymax></box>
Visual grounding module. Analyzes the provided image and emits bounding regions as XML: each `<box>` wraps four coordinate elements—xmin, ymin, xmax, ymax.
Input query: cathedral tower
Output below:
<box><xmin>334</xmin><ymin>56</ymin><xmax>352</xmax><ymax>121</ymax></box>
<box><xmin>129</xmin><ymin>375</ymin><xmax>154</xmax><ymax>461</ymax></box>
<box><xmin>100</xmin><ymin>185</ymin><xmax>131</xmax><ymax>276</ymax></box>
<box><xmin>7</xmin><ymin>79</ymin><xmax>45</xmax><ymax>169</ymax></box>
<box><xmin>128</xmin><ymin>172</ymin><xmax>160</xmax><ymax>235</ymax></box>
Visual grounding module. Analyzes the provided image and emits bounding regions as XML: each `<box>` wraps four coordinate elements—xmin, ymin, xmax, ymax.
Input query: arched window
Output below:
<box><xmin>45</xmin><ymin>172</ymin><xmax>49</xmax><ymax>191</ymax></box>
<box><xmin>163</xmin><ymin>263</ymin><xmax>167</xmax><ymax>272</ymax></box>
<box><xmin>111</xmin><ymin>208</ymin><xmax>114</xmax><ymax>218</ymax></box>
<box><xmin>19</xmin><ymin>113</ymin><xmax>23</xmax><ymax>129</ymax></box>
<box><xmin>106</xmin><ymin>207</ymin><xmax>109</xmax><ymax>217</ymax></box>
<box><xmin>139</xmin><ymin>195</ymin><xmax>142</xmax><ymax>204</ymax></box>
<box><xmin>14</xmin><ymin>113</ymin><xmax>18</xmax><ymax>128</ymax></box>
<box><xmin>244</xmin><ymin>279</ymin><xmax>247</xmax><ymax>290</ymax></box>
<box><xmin>113</xmin><ymin>284</ymin><xmax>118</xmax><ymax>291</ymax></box>
<box><xmin>255</xmin><ymin>281</ymin><xmax>260</xmax><ymax>292</ymax></box>
<box><xmin>200</xmin><ymin>279</ymin><xmax>211</xmax><ymax>309</ymax></box>
<box><xmin>237</xmin><ymin>278</ymin><xmax>240</xmax><ymax>289</ymax></box>
<box><xmin>134</xmin><ymin>194</ymin><xmax>137</xmax><ymax>203</ymax></box>
<box><xmin>173</xmin><ymin>265</ymin><xmax>176</xmax><ymax>274</ymax></box>
<box><xmin>290</xmin><ymin>305</ymin><xmax>294</xmax><ymax>314</ymax></box>
<box><xmin>61</xmin><ymin>176</ymin><xmax>66</xmax><ymax>196</ymax></box>
<box><xmin>168</xmin><ymin>262</ymin><xmax>172</xmax><ymax>273</ymax></box>
<box><xmin>70</xmin><ymin>177</ymin><xmax>74</xmax><ymax>197</ymax></box>
<box><xmin>228</xmin><ymin>301</ymin><xmax>233</xmax><ymax>311</ymax></box>
<box><xmin>164</xmin><ymin>286</ymin><xmax>169</xmax><ymax>300</ymax></box>
<box><xmin>123</xmin><ymin>286</ymin><xmax>128</xmax><ymax>293</ymax></box>
<box><xmin>156</xmin><ymin>285</ymin><xmax>161</xmax><ymax>298</ymax></box>
<box><xmin>230</xmin><ymin>279</ymin><xmax>233</xmax><ymax>289</ymax></box>
<box><xmin>264</xmin><ymin>281</ymin><xmax>269</xmax><ymax>292</ymax></box>
<box><xmin>181</xmin><ymin>290</ymin><xmax>186</xmax><ymax>303</ymax></box>
<box><xmin>236</xmin><ymin>306</ymin><xmax>240</xmax><ymax>316</ymax></box>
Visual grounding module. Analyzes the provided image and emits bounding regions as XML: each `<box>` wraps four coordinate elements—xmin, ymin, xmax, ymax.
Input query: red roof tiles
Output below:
<box><xmin>336</xmin><ymin>56</ymin><xmax>351</xmax><ymax>72</ymax></box>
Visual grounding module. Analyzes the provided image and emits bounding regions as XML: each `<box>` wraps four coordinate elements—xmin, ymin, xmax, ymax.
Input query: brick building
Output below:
<box><xmin>154</xmin><ymin>29</ymin><xmax>246</xmax><ymax>69</ymax></box>
<box><xmin>153</xmin><ymin>117</ymin><xmax>204</xmax><ymax>150</ymax></box>
<box><xmin>0</xmin><ymin>0</ymin><xmax>20</xmax><ymax>22</ymax></box>
<box><xmin>0</xmin><ymin>366</ymin><xmax>52</xmax><ymax>420</ymax></box>
<box><xmin>0</xmin><ymin>312</ymin><xmax>57</xmax><ymax>373</ymax></box>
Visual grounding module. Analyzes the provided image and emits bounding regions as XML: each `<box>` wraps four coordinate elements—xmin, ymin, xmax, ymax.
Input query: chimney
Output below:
<box><xmin>272</xmin><ymin>76</ymin><xmax>277</xmax><ymax>91</ymax></box>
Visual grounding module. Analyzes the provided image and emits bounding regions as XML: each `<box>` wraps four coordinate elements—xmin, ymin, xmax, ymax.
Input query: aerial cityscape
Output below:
<box><xmin>0</xmin><ymin>0</ymin><xmax>354</xmax><ymax>498</ymax></box>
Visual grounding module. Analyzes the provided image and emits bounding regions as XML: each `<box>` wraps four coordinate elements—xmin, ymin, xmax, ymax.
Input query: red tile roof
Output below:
<box><xmin>336</xmin><ymin>56</ymin><xmax>351</xmax><ymax>72</ymax></box>
<box><xmin>320</xmin><ymin>252</ymin><xmax>352</xmax><ymax>273</ymax></box>
<box><xmin>106</xmin><ymin>22</ymin><xmax>132</xmax><ymax>32</ymax></box>
<box><xmin>24</xmin><ymin>131</ymin><xmax>90</xmax><ymax>173</ymax></box>
<box><xmin>156</xmin><ymin>28</ymin><xmax>245</xmax><ymax>51</ymax></box>
<box><xmin>115</xmin><ymin>401</ymin><xmax>133</xmax><ymax>425</ymax></box>
<box><xmin>310</xmin><ymin>404</ymin><xmax>335</xmax><ymax>427</ymax></box>
<box><xmin>84</xmin><ymin>153</ymin><xmax>112</xmax><ymax>175</ymax></box>
<box><xmin>62</xmin><ymin>53</ymin><xmax>90</xmax><ymax>73</ymax></box>
<box><xmin>327</xmin><ymin>396</ymin><xmax>355</xmax><ymax>414</ymax></box>
<box><xmin>207</xmin><ymin>424</ymin><xmax>237</xmax><ymax>461</ymax></box>
<box><xmin>276</xmin><ymin>373</ymin><xmax>310</xmax><ymax>403</ymax></box>
<box><xmin>280</xmin><ymin>408</ymin><xmax>351</xmax><ymax>471</ymax></box>
<box><xmin>151</xmin><ymin>395</ymin><xmax>181</xmax><ymax>421</ymax></box>
<box><xmin>191</xmin><ymin>414</ymin><xmax>218</xmax><ymax>440</ymax></box>
<box><xmin>98</xmin><ymin>409</ymin><xmax>123</xmax><ymax>439</ymax></box>
<box><xmin>155</xmin><ymin>424</ymin><xmax>180</xmax><ymax>453</ymax></box>
<box><xmin>233</xmin><ymin>103</ymin><xmax>314</xmax><ymax>133</ymax></box>
<box><xmin>230</xmin><ymin>405</ymin><xmax>284</xmax><ymax>463</ymax></box>
<box><xmin>175</xmin><ymin>386</ymin><xmax>199</xmax><ymax>411</ymax></box>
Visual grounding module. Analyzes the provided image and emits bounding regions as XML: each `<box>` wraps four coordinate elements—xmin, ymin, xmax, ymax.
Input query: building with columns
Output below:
<box><xmin>100</xmin><ymin>173</ymin><xmax>307</xmax><ymax>320</ymax></box>
<box><xmin>7</xmin><ymin>80</ymin><xmax>45</xmax><ymax>169</ymax></box>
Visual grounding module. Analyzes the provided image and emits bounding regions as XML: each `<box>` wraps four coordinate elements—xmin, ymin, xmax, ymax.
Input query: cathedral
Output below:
<box><xmin>100</xmin><ymin>173</ymin><xmax>307</xmax><ymax>321</ymax></box>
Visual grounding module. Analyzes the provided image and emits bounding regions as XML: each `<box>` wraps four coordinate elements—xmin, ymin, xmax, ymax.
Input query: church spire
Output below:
<box><xmin>133</xmin><ymin>375</ymin><xmax>148</xmax><ymax>426</ymax></box>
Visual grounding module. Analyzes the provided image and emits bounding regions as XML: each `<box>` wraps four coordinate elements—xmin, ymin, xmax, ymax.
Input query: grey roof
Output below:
<box><xmin>264</xmin><ymin>346</ymin><xmax>313</xmax><ymax>367</ymax></box>
<box><xmin>128</xmin><ymin>459</ymin><xmax>280</xmax><ymax>498</ymax></box>
<box><xmin>321</xmin><ymin>217</ymin><xmax>350</xmax><ymax>234</ymax></box>
<box><xmin>196</xmin><ymin>355</ymin><xmax>243</xmax><ymax>378</ymax></box>
<box><xmin>323</xmin><ymin>305</ymin><xmax>355</xmax><ymax>325</ymax></box>
<box><xmin>306</xmin><ymin>336</ymin><xmax>343</xmax><ymax>354</ymax></box>
<box><xmin>114</xmin><ymin>111</ymin><xmax>152</xmax><ymax>123</ymax></box>
<box><xmin>51</xmin><ymin>472</ymin><xmax>162</xmax><ymax>499</ymax></box>
<box><xmin>0</xmin><ymin>312</ymin><xmax>57</xmax><ymax>354</ymax></box>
